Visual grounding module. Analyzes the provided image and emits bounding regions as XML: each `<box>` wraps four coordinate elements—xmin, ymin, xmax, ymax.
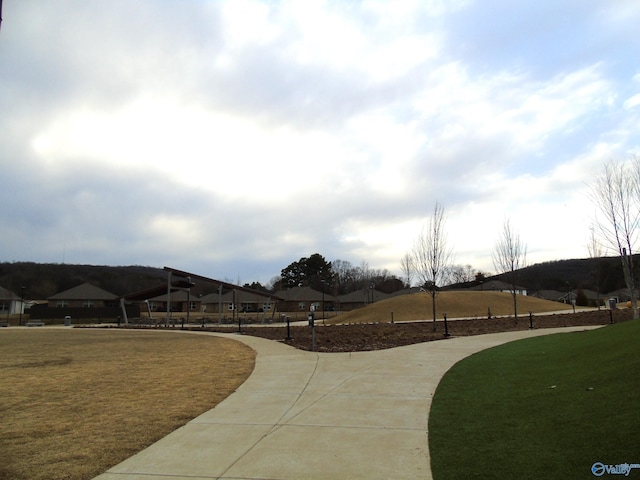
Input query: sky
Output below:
<box><xmin>1</xmin><ymin>0</ymin><xmax>639</xmax><ymax>286</ymax></box>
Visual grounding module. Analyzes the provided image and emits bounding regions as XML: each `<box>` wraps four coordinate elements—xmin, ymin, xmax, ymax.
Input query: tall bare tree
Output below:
<box><xmin>492</xmin><ymin>218</ymin><xmax>527</xmax><ymax>323</ymax></box>
<box><xmin>412</xmin><ymin>202</ymin><xmax>454</xmax><ymax>330</ymax></box>
<box><xmin>400</xmin><ymin>252</ymin><xmax>413</xmax><ymax>288</ymax></box>
<box><xmin>590</xmin><ymin>159</ymin><xmax>640</xmax><ymax>319</ymax></box>
<box><xmin>586</xmin><ymin>224</ymin><xmax>606</xmax><ymax>309</ymax></box>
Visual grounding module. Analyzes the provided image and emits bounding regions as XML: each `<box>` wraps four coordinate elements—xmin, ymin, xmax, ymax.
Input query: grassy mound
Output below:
<box><xmin>331</xmin><ymin>291</ymin><xmax>576</xmax><ymax>324</ymax></box>
<box><xmin>429</xmin><ymin>320</ymin><xmax>640</xmax><ymax>480</ymax></box>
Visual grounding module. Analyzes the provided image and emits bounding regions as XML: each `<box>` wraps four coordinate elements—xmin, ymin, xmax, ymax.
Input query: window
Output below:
<box><xmin>0</xmin><ymin>301</ymin><xmax>7</xmax><ymax>312</ymax></box>
<box><xmin>263</xmin><ymin>303</ymin><xmax>272</xmax><ymax>311</ymax></box>
<box><xmin>83</xmin><ymin>300</ymin><xmax>95</xmax><ymax>308</ymax></box>
<box><xmin>189</xmin><ymin>301</ymin><xmax>197</xmax><ymax>311</ymax></box>
<box><xmin>228</xmin><ymin>303</ymin><xmax>236</xmax><ymax>311</ymax></box>
<box><xmin>298</xmin><ymin>302</ymin><xmax>306</xmax><ymax>310</ymax></box>
<box><xmin>56</xmin><ymin>300</ymin><xmax>69</xmax><ymax>308</ymax></box>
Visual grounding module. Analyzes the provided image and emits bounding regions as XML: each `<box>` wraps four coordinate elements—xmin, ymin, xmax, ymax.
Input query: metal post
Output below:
<box><xmin>286</xmin><ymin>316</ymin><xmax>291</xmax><ymax>341</ymax></box>
<box><xmin>19</xmin><ymin>286</ymin><xmax>25</xmax><ymax>326</ymax></box>
<box><xmin>322</xmin><ymin>280</ymin><xmax>325</xmax><ymax>325</ymax></box>
<box><xmin>235</xmin><ymin>289</ymin><xmax>240</xmax><ymax>333</ymax></box>
<box><xmin>529</xmin><ymin>311</ymin><xmax>533</xmax><ymax>329</ymax></box>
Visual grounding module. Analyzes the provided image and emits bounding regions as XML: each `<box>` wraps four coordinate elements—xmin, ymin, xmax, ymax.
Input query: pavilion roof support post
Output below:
<box><xmin>144</xmin><ymin>300</ymin><xmax>152</xmax><ymax>322</ymax></box>
<box><xmin>166</xmin><ymin>271</ymin><xmax>172</xmax><ymax>326</ymax></box>
<box><xmin>234</xmin><ymin>289</ymin><xmax>240</xmax><ymax>333</ymax></box>
<box><xmin>218</xmin><ymin>284</ymin><xmax>222</xmax><ymax>324</ymax></box>
<box><xmin>187</xmin><ymin>277</ymin><xmax>191</xmax><ymax>326</ymax></box>
<box><xmin>119</xmin><ymin>297</ymin><xmax>129</xmax><ymax>324</ymax></box>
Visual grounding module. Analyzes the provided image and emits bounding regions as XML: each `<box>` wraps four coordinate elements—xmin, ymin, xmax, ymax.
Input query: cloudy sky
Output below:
<box><xmin>1</xmin><ymin>1</ymin><xmax>639</xmax><ymax>285</ymax></box>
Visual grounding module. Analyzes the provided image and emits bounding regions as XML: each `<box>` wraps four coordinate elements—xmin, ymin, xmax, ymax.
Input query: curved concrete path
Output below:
<box><xmin>94</xmin><ymin>326</ymin><xmax>598</xmax><ymax>480</ymax></box>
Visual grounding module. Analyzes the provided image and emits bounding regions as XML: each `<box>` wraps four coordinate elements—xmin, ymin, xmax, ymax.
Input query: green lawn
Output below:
<box><xmin>429</xmin><ymin>320</ymin><xmax>640</xmax><ymax>480</ymax></box>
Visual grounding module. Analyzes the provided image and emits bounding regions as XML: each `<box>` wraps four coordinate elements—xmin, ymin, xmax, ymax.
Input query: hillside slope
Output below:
<box><xmin>331</xmin><ymin>291</ymin><xmax>578</xmax><ymax>324</ymax></box>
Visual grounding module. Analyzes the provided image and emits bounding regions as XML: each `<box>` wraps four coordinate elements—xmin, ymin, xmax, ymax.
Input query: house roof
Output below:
<box><xmin>48</xmin><ymin>283</ymin><xmax>118</xmax><ymax>301</ymax></box>
<box><xmin>530</xmin><ymin>290</ymin><xmax>565</xmax><ymax>301</ymax></box>
<box><xmin>275</xmin><ymin>286</ymin><xmax>332</xmax><ymax>302</ymax></box>
<box><xmin>388</xmin><ymin>287</ymin><xmax>422</xmax><ymax>297</ymax></box>
<box><xmin>468</xmin><ymin>280</ymin><xmax>527</xmax><ymax>292</ymax></box>
<box><xmin>146</xmin><ymin>290</ymin><xmax>199</xmax><ymax>302</ymax></box>
<box><xmin>200</xmin><ymin>290</ymin><xmax>279</xmax><ymax>304</ymax></box>
<box><xmin>338</xmin><ymin>289</ymin><xmax>389</xmax><ymax>303</ymax></box>
<box><xmin>0</xmin><ymin>286</ymin><xmax>19</xmax><ymax>300</ymax></box>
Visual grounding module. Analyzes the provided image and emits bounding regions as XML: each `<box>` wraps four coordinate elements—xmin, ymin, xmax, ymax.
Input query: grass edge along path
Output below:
<box><xmin>428</xmin><ymin>319</ymin><xmax>640</xmax><ymax>480</ymax></box>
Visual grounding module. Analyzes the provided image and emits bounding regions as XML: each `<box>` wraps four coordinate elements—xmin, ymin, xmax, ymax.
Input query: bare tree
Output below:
<box><xmin>586</xmin><ymin>224</ymin><xmax>605</xmax><ymax>310</ymax></box>
<box><xmin>492</xmin><ymin>218</ymin><xmax>527</xmax><ymax>323</ymax></box>
<box><xmin>590</xmin><ymin>159</ymin><xmax>640</xmax><ymax>319</ymax></box>
<box><xmin>450</xmin><ymin>264</ymin><xmax>476</xmax><ymax>284</ymax></box>
<box><xmin>400</xmin><ymin>252</ymin><xmax>413</xmax><ymax>288</ymax></box>
<box><xmin>412</xmin><ymin>203</ymin><xmax>455</xmax><ymax>330</ymax></box>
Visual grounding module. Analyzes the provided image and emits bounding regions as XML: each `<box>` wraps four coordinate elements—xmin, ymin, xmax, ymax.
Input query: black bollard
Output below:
<box><xmin>309</xmin><ymin>312</ymin><xmax>316</xmax><ymax>351</ymax></box>
<box><xmin>444</xmin><ymin>313</ymin><xmax>450</xmax><ymax>337</ymax></box>
<box><xmin>529</xmin><ymin>311</ymin><xmax>533</xmax><ymax>330</ymax></box>
<box><xmin>286</xmin><ymin>316</ymin><xmax>291</xmax><ymax>341</ymax></box>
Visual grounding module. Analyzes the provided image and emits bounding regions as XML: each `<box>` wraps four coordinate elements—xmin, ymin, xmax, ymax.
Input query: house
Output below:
<box><xmin>28</xmin><ymin>283</ymin><xmax>138</xmax><ymax>321</ymax></box>
<box><xmin>200</xmin><ymin>290</ymin><xmax>276</xmax><ymax>315</ymax></box>
<box><xmin>47</xmin><ymin>282</ymin><xmax>119</xmax><ymax>308</ymax></box>
<box><xmin>338</xmin><ymin>289</ymin><xmax>389</xmax><ymax>311</ymax></box>
<box><xmin>141</xmin><ymin>290</ymin><xmax>202</xmax><ymax>314</ymax></box>
<box><xmin>531</xmin><ymin>289</ymin><xmax>604</xmax><ymax>306</ymax></box>
<box><xmin>0</xmin><ymin>286</ymin><xmax>23</xmax><ymax>315</ymax></box>
<box><xmin>275</xmin><ymin>286</ymin><xmax>336</xmax><ymax>312</ymax></box>
<box><xmin>468</xmin><ymin>280</ymin><xmax>527</xmax><ymax>296</ymax></box>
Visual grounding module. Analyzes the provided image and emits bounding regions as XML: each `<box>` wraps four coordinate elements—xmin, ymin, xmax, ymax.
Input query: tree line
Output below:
<box><xmin>263</xmin><ymin>254</ymin><xmax>405</xmax><ymax>295</ymax></box>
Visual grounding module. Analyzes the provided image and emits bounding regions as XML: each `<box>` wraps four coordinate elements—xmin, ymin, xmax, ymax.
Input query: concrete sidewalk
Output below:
<box><xmin>94</xmin><ymin>326</ymin><xmax>598</xmax><ymax>480</ymax></box>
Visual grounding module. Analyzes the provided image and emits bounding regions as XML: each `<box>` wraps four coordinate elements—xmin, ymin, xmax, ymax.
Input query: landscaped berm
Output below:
<box><xmin>0</xmin><ymin>291</ymin><xmax>631</xmax><ymax>480</ymax></box>
<box><xmin>329</xmin><ymin>290</ymin><xmax>579</xmax><ymax>323</ymax></box>
<box><xmin>209</xmin><ymin>291</ymin><xmax>624</xmax><ymax>351</ymax></box>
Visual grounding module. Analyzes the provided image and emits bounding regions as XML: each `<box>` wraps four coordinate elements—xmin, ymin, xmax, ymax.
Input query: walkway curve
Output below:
<box><xmin>94</xmin><ymin>326</ymin><xmax>600</xmax><ymax>480</ymax></box>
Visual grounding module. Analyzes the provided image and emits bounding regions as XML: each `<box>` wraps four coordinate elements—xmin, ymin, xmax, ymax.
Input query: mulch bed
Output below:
<box><xmin>178</xmin><ymin>309</ymin><xmax>632</xmax><ymax>352</ymax></box>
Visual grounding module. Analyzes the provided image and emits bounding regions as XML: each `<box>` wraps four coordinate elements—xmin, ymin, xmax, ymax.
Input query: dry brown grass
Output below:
<box><xmin>331</xmin><ymin>291</ymin><xmax>577</xmax><ymax>324</ymax></box>
<box><xmin>0</xmin><ymin>328</ymin><xmax>255</xmax><ymax>480</ymax></box>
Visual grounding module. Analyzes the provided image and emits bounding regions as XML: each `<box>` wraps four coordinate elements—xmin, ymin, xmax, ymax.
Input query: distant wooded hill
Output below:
<box><xmin>0</xmin><ymin>255</ymin><xmax>635</xmax><ymax>300</ymax></box>
<box><xmin>0</xmin><ymin>263</ymin><xmax>167</xmax><ymax>299</ymax></box>
<box><xmin>502</xmin><ymin>256</ymin><xmax>630</xmax><ymax>293</ymax></box>
<box><xmin>464</xmin><ymin>255</ymin><xmax>633</xmax><ymax>294</ymax></box>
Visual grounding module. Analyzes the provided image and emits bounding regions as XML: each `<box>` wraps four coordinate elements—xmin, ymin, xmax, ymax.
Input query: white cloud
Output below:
<box><xmin>2</xmin><ymin>0</ymin><xmax>640</xmax><ymax>282</ymax></box>
<box><xmin>624</xmin><ymin>94</ymin><xmax>640</xmax><ymax>110</ymax></box>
